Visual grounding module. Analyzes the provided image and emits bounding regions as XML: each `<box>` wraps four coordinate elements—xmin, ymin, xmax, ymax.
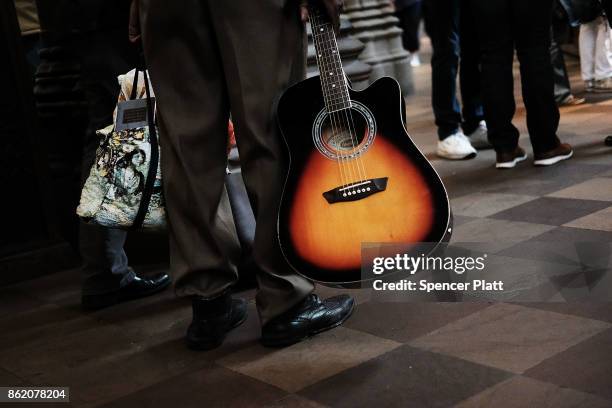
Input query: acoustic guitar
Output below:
<box><xmin>276</xmin><ymin>5</ymin><xmax>452</xmax><ymax>286</ymax></box>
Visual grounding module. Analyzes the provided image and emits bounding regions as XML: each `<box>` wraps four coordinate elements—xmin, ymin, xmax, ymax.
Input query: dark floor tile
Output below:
<box><xmin>497</xmin><ymin>239</ymin><xmax>612</xmax><ymax>272</ymax></box>
<box><xmin>33</xmin><ymin>347</ymin><xmax>211</xmax><ymax>407</ymax></box>
<box><xmin>100</xmin><ymin>364</ymin><xmax>286</xmax><ymax>408</ymax></box>
<box><xmin>138</xmin><ymin>301</ymin><xmax>262</xmax><ymax>362</ymax></box>
<box><xmin>300</xmin><ymin>345</ymin><xmax>512</xmax><ymax>408</ymax></box>
<box><xmin>92</xmin><ymin>294</ymin><xmax>190</xmax><ymax>342</ymax></box>
<box><xmin>344</xmin><ymin>302</ymin><xmax>490</xmax><ymax>343</ymax></box>
<box><xmin>0</xmin><ymin>322</ymin><xmax>136</xmax><ymax>381</ymax></box>
<box><xmin>482</xmin><ymin>163</ymin><xmax>610</xmax><ymax>197</ymax></box>
<box><xmin>8</xmin><ymin>268</ymin><xmax>81</xmax><ymax>305</ymax></box>
<box><xmin>0</xmin><ymin>304</ymin><xmax>94</xmax><ymax>351</ymax></box>
<box><xmin>490</xmin><ymin>197</ymin><xmax>611</xmax><ymax>226</ymax></box>
<box><xmin>524</xmin><ymin>328</ymin><xmax>612</xmax><ymax>401</ymax></box>
<box><xmin>0</xmin><ymin>367</ymin><xmax>28</xmax><ymax>386</ymax></box>
<box><xmin>0</xmin><ymin>288</ymin><xmax>45</xmax><ymax>319</ymax></box>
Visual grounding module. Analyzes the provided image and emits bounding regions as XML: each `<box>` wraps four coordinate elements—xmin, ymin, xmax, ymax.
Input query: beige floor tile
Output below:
<box><xmin>564</xmin><ymin>206</ymin><xmax>612</xmax><ymax>232</ymax></box>
<box><xmin>548</xmin><ymin>178</ymin><xmax>612</xmax><ymax>202</ymax></box>
<box><xmin>450</xmin><ymin>219</ymin><xmax>555</xmax><ymax>253</ymax></box>
<box><xmin>265</xmin><ymin>394</ymin><xmax>329</xmax><ymax>408</ymax></box>
<box><xmin>409</xmin><ymin>303</ymin><xmax>610</xmax><ymax>374</ymax></box>
<box><xmin>218</xmin><ymin>327</ymin><xmax>400</xmax><ymax>392</ymax></box>
<box><xmin>313</xmin><ymin>286</ymin><xmax>372</xmax><ymax>305</ymax></box>
<box><xmin>455</xmin><ymin>376</ymin><xmax>612</xmax><ymax>408</ymax></box>
<box><xmin>451</xmin><ymin>193</ymin><xmax>537</xmax><ymax>218</ymax></box>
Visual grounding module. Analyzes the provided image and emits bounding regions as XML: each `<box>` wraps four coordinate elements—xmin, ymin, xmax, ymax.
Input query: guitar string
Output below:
<box><xmin>316</xmin><ymin>13</ymin><xmax>368</xmax><ymax>190</ymax></box>
<box><xmin>310</xmin><ymin>11</ymin><xmax>349</xmax><ymax>188</ymax></box>
<box><xmin>328</xmin><ymin>25</ymin><xmax>369</xmax><ymax>185</ymax></box>
<box><xmin>324</xmin><ymin>25</ymin><xmax>368</xmax><ymax>187</ymax></box>
<box><xmin>310</xmin><ymin>11</ymin><xmax>352</xmax><ymax>189</ymax></box>
<box><xmin>312</xmin><ymin>11</ymin><xmax>361</xmax><ymax>192</ymax></box>
<box><xmin>313</xmin><ymin>11</ymin><xmax>357</xmax><ymax>190</ymax></box>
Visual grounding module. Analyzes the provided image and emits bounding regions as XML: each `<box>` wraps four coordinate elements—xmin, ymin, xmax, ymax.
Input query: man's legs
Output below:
<box><xmin>512</xmin><ymin>0</ymin><xmax>560</xmax><ymax>154</ymax></box>
<box><xmin>468</xmin><ymin>0</ymin><xmax>519</xmax><ymax>154</ymax></box>
<box><xmin>140</xmin><ymin>0</ymin><xmax>313</xmax><ymax>323</ymax></box>
<box><xmin>206</xmin><ymin>0</ymin><xmax>315</xmax><ymax>325</ymax></box>
<box><xmin>594</xmin><ymin>17</ymin><xmax>612</xmax><ymax>81</ymax></box>
<box><xmin>396</xmin><ymin>2</ymin><xmax>422</xmax><ymax>54</ymax></box>
<box><xmin>140</xmin><ymin>0</ymin><xmax>353</xmax><ymax>349</ymax></box>
<box><xmin>458</xmin><ymin>0</ymin><xmax>484</xmax><ymax>136</ymax></box>
<box><xmin>423</xmin><ymin>0</ymin><xmax>462</xmax><ymax>140</ymax></box>
<box><xmin>580</xmin><ymin>21</ymin><xmax>598</xmax><ymax>83</ymax></box>
<box><xmin>139</xmin><ymin>0</ymin><xmax>240</xmax><ymax>301</ymax></box>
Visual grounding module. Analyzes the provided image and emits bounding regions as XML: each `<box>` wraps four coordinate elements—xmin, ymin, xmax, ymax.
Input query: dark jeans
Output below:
<box><xmin>423</xmin><ymin>0</ymin><xmax>484</xmax><ymax>140</ymax></box>
<box><xmin>79</xmin><ymin>28</ymin><xmax>138</xmax><ymax>295</ymax></box>
<box><xmin>468</xmin><ymin>0</ymin><xmax>560</xmax><ymax>154</ymax></box>
<box><xmin>551</xmin><ymin>26</ymin><xmax>571</xmax><ymax>104</ymax></box>
<box><xmin>396</xmin><ymin>2</ymin><xmax>422</xmax><ymax>53</ymax></box>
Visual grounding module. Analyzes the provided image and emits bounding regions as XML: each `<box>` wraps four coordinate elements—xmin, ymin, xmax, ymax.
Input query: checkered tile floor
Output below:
<box><xmin>1</xmin><ymin>52</ymin><xmax>611</xmax><ymax>407</ymax></box>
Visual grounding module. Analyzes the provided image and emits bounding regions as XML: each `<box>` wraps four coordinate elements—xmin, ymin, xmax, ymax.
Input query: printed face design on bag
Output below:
<box><xmin>113</xmin><ymin>149</ymin><xmax>146</xmax><ymax>197</ymax></box>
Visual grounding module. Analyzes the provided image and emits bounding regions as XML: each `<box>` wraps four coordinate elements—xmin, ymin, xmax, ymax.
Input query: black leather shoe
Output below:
<box><xmin>186</xmin><ymin>294</ymin><xmax>248</xmax><ymax>351</ymax></box>
<box><xmin>261</xmin><ymin>294</ymin><xmax>354</xmax><ymax>348</ymax></box>
<box><xmin>81</xmin><ymin>273</ymin><xmax>171</xmax><ymax>310</ymax></box>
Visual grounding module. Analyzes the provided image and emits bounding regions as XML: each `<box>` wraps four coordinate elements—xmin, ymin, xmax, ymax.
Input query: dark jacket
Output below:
<box><xmin>558</xmin><ymin>0</ymin><xmax>602</xmax><ymax>25</ymax></box>
<box><xmin>603</xmin><ymin>0</ymin><xmax>612</xmax><ymax>26</ymax></box>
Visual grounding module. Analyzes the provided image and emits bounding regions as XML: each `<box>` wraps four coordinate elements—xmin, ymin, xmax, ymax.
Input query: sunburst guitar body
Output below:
<box><xmin>276</xmin><ymin>8</ymin><xmax>451</xmax><ymax>286</ymax></box>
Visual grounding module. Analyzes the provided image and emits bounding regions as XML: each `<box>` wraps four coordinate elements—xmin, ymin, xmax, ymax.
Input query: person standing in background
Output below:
<box><xmin>422</xmin><ymin>0</ymin><xmax>490</xmax><ymax>161</ymax></box>
<box><xmin>551</xmin><ymin>1</ymin><xmax>585</xmax><ymax>106</ymax></box>
<box><xmin>467</xmin><ymin>0</ymin><xmax>574</xmax><ymax>168</ymax></box>
<box><xmin>394</xmin><ymin>0</ymin><xmax>423</xmax><ymax>67</ymax></box>
<box><xmin>14</xmin><ymin>0</ymin><xmax>41</xmax><ymax>70</ymax></box>
<box><xmin>76</xmin><ymin>0</ymin><xmax>171</xmax><ymax>310</ymax></box>
<box><xmin>578</xmin><ymin>6</ymin><xmax>612</xmax><ymax>92</ymax></box>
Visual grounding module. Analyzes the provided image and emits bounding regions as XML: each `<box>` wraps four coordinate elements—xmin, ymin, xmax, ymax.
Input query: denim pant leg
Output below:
<box><xmin>513</xmin><ymin>0</ymin><xmax>561</xmax><ymax>154</ymax></box>
<box><xmin>459</xmin><ymin>0</ymin><xmax>484</xmax><ymax>135</ymax></box>
<box><xmin>550</xmin><ymin>25</ymin><xmax>571</xmax><ymax>104</ymax></box>
<box><xmin>423</xmin><ymin>0</ymin><xmax>462</xmax><ymax>140</ymax></box>
<box><xmin>468</xmin><ymin>0</ymin><xmax>520</xmax><ymax>153</ymax></box>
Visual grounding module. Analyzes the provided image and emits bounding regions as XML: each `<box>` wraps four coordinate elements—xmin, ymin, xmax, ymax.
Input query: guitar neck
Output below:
<box><xmin>309</xmin><ymin>6</ymin><xmax>351</xmax><ymax>113</ymax></box>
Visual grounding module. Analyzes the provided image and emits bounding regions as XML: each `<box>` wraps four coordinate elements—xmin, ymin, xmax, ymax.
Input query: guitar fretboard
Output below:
<box><xmin>309</xmin><ymin>8</ymin><xmax>351</xmax><ymax>113</ymax></box>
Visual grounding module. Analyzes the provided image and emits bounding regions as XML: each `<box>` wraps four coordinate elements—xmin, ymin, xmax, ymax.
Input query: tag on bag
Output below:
<box><xmin>115</xmin><ymin>97</ymin><xmax>156</xmax><ymax>131</ymax></box>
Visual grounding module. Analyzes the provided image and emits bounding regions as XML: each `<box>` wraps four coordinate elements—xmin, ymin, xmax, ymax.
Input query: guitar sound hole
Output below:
<box><xmin>312</xmin><ymin>102</ymin><xmax>377</xmax><ymax>160</ymax></box>
<box><xmin>321</xmin><ymin>111</ymin><xmax>368</xmax><ymax>152</ymax></box>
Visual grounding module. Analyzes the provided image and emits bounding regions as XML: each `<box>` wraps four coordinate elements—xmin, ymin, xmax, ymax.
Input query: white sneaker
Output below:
<box><xmin>593</xmin><ymin>77</ymin><xmax>612</xmax><ymax>93</ymax></box>
<box><xmin>466</xmin><ymin>120</ymin><xmax>492</xmax><ymax>149</ymax></box>
<box><xmin>410</xmin><ymin>53</ymin><xmax>421</xmax><ymax>67</ymax></box>
<box><xmin>436</xmin><ymin>131</ymin><xmax>477</xmax><ymax>160</ymax></box>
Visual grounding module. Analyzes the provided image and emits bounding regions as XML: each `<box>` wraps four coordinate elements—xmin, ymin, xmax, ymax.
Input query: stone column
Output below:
<box><xmin>343</xmin><ymin>0</ymin><xmax>414</xmax><ymax>95</ymax></box>
<box><xmin>307</xmin><ymin>18</ymin><xmax>373</xmax><ymax>90</ymax></box>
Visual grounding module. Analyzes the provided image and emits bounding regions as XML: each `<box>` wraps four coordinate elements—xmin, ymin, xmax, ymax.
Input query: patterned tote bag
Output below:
<box><xmin>77</xmin><ymin>69</ymin><xmax>166</xmax><ymax>229</ymax></box>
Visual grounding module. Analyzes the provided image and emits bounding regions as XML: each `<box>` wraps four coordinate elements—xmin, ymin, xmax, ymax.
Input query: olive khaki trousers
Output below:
<box><xmin>139</xmin><ymin>0</ymin><xmax>314</xmax><ymax>325</ymax></box>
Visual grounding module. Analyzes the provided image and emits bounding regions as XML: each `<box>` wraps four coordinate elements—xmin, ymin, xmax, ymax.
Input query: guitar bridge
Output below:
<box><xmin>322</xmin><ymin>177</ymin><xmax>388</xmax><ymax>204</ymax></box>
